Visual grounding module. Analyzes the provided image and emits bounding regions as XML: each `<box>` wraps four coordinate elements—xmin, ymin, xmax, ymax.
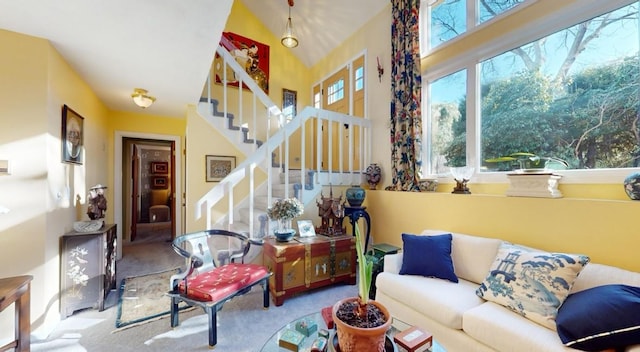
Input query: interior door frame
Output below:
<box><xmin>114</xmin><ymin>131</ymin><xmax>182</xmax><ymax>260</ymax></box>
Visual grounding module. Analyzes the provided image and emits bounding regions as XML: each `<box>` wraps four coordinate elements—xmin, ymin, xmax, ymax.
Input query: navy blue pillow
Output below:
<box><xmin>399</xmin><ymin>233</ymin><xmax>458</xmax><ymax>283</ymax></box>
<box><xmin>556</xmin><ymin>284</ymin><xmax>640</xmax><ymax>351</ymax></box>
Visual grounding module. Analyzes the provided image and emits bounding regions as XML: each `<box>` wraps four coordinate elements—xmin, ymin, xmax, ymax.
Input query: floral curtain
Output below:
<box><xmin>386</xmin><ymin>0</ymin><xmax>422</xmax><ymax>191</ymax></box>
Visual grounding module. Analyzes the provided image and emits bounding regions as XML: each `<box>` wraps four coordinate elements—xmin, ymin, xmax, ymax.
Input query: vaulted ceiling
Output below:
<box><xmin>0</xmin><ymin>0</ymin><xmax>388</xmax><ymax>117</ymax></box>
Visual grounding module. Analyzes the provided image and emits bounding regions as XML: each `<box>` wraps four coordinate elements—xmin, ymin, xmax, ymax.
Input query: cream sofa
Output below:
<box><xmin>375</xmin><ymin>230</ymin><xmax>640</xmax><ymax>352</ymax></box>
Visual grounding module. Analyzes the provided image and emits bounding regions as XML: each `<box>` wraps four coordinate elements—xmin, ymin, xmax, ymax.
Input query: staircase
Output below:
<box><xmin>195</xmin><ymin>43</ymin><xmax>372</xmax><ymax>241</ymax></box>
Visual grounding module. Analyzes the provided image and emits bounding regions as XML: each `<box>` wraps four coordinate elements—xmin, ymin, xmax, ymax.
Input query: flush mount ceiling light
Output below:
<box><xmin>131</xmin><ymin>88</ymin><xmax>156</xmax><ymax>108</ymax></box>
<box><xmin>281</xmin><ymin>0</ymin><xmax>298</xmax><ymax>48</ymax></box>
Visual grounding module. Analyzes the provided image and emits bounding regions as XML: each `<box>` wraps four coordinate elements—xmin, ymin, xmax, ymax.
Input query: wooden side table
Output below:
<box><xmin>0</xmin><ymin>275</ymin><xmax>33</xmax><ymax>352</ymax></box>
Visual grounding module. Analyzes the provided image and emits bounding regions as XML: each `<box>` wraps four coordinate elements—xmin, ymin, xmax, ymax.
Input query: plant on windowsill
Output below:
<box><xmin>332</xmin><ymin>224</ymin><xmax>391</xmax><ymax>352</ymax></box>
<box><xmin>485</xmin><ymin>152</ymin><xmax>568</xmax><ymax>173</ymax></box>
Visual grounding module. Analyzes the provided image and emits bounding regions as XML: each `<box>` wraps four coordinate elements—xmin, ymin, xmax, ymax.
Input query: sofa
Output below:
<box><xmin>375</xmin><ymin>230</ymin><xmax>640</xmax><ymax>352</ymax></box>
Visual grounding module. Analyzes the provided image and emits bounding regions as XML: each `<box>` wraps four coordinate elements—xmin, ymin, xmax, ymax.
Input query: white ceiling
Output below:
<box><xmin>0</xmin><ymin>0</ymin><xmax>388</xmax><ymax>117</ymax></box>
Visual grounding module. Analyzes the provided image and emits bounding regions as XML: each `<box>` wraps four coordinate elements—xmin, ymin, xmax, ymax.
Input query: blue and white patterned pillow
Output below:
<box><xmin>476</xmin><ymin>242</ymin><xmax>590</xmax><ymax>330</ymax></box>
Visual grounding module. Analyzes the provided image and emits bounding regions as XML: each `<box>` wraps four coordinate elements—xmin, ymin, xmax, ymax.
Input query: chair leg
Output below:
<box><xmin>262</xmin><ymin>278</ymin><xmax>270</xmax><ymax>309</ymax></box>
<box><xmin>170</xmin><ymin>296</ymin><xmax>180</xmax><ymax>328</ymax></box>
<box><xmin>206</xmin><ymin>305</ymin><xmax>218</xmax><ymax>347</ymax></box>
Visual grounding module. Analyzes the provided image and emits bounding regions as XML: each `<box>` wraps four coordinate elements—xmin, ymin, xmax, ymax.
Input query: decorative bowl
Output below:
<box><xmin>274</xmin><ymin>230</ymin><xmax>295</xmax><ymax>242</ymax></box>
<box><xmin>418</xmin><ymin>178</ymin><xmax>438</xmax><ymax>192</ymax></box>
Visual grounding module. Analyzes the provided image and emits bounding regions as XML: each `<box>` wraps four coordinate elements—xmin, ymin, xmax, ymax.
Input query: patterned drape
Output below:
<box><xmin>387</xmin><ymin>0</ymin><xmax>422</xmax><ymax>191</ymax></box>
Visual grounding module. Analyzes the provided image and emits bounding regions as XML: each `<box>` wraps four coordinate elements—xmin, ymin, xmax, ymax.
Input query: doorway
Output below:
<box><xmin>114</xmin><ymin>131</ymin><xmax>182</xmax><ymax>260</ymax></box>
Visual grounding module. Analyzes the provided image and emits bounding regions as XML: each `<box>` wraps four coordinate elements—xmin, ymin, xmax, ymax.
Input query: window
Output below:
<box><xmin>327</xmin><ymin>79</ymin><xmax>345</xmax><ymax>105</ymax></box>
<box><xmin>421</xmin><ymin>0</ymin><xmax>528</xmax><ymax>53</ymax></box>
<box><xmin>423</xmin><ymin>1</ymin><xmax>640</xmax><ymax>182</ymax></box>
<box><xmin>355</xmin><ymin>66</ymin><xmax>364</xmax><ymax>91</ymax></box>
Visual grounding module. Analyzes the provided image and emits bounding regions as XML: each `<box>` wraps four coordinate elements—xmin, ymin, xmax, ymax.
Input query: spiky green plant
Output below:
<box><xmin>355</xmin><ymin>223</ymin><xmax>373</xmax><ymax>306</ymax></box>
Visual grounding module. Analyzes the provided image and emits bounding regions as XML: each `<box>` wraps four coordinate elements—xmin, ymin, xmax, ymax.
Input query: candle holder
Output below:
<box><xmin>450</xmin><ymin>166</ymin><xmax>475</xmax><ymax>194</ymax></box>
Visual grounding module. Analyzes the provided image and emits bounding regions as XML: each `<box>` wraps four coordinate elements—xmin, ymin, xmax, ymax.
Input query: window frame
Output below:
<box><xmin>422</xmin><ymin>0</ymin><xmax>639</xmax><ymax>184</ymax></box>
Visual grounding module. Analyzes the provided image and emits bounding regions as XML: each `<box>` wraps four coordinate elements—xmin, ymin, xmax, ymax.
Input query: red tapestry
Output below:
<box><xmin>214</xmin><ymin>32</ymin><xmax>270</xmax><ymax>94</ymax></box>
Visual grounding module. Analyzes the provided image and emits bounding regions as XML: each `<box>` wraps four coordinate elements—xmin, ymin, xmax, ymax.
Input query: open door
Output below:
<box><xmin>130</xmin><ymin>145</ymin><xmax>140</xmax><ymax>242</ymax></box>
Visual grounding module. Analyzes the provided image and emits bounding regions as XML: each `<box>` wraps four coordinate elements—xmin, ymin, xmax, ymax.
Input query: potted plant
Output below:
<box><xmin>332</xmin><ymin>224</ymin><xmax>391</xmax><ymax>352</ymax></box>
<box><xmin>266</xmin><ymin>197</ymin><xmax>304</xmax><ymax>242</ymax></box>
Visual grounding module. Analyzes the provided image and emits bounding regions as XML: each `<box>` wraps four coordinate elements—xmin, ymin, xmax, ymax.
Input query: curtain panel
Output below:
<box><xmin>387</xmin><ymin>0</ymin><xmax>423</xmax><ymax>191</ymax></box>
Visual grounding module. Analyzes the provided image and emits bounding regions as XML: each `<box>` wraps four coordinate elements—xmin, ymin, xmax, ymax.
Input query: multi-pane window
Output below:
<box><xmin>314</xmin><ymin>92</ymin><xmax>321</xmax><ymax>108</ymax></box>
<box><xmin>421</xmin><ymin>0</ymin><xmax>527</xmax><ymax>52</ymax></box>
<box><xmin>327</xmin><ymin>79</ymin><xmax>345</xmax><ymax>105</ymax></box>
<box><xmin>424</xmin><ymin>1</ymin><xmax>640</xmax><ymax>179</ymax></box>
<box><xmin>355</xmin><ymin>66</ymin><xmax>364</xmax><ymax>91</ymax></box>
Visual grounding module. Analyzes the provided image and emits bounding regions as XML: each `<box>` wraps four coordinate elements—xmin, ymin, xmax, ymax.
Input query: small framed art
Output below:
<box><xmin>61</xmin><ymin>104</ymin><xmax>84</xmax><ymax>164</ymax></box>
<box><xmin>151</xmin><ymin>161</ymin><xmax>169</xmax><ymax>174</ymax></box>
<box><xmin>297</xmin><ymin>220</ymin><xmax>316</xmax><ymax>237</ymax></box>
<box><xmin>206</xmin><ymin>155</ymin><xmax>236</xmax><ymax>182</ymax></box>
<box><xmin>152</xmin><ymin>176</ymin><xmax>168</xmax><ymax>189</ymax></box>
<box><xmin>283</xmin><ymin>88</ymin><xmax>297</xmax><ymax>121</ymax></box>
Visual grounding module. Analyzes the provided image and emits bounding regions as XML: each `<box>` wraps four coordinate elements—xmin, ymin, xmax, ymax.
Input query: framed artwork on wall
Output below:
<box><xmin>61</xmin><ymin>104</ymin><xmax>84</xmax><ymax>164</ymax></box>
<box><xmin>214</xmin><ymin>32</ymin><xmax>270</xmax><ymax>93</ymax></box>
<box><xmin>283</xmin><ymin>88</ymin><xmax>297</xmax><ymax>121</ymax></box>
<box><xmin>206</xmin><ymin>155</ymin><xmax>236</xmax><ymax>182</ymax></box>
<box><xmin>151</xmin><ymin>161</ymin><xmax>169</xmax><ymax>174</ymax></box>
<box><xmin>151</xmin><ymin>176</ymin><xmax>168</xmax><ymax>189</ymax></box>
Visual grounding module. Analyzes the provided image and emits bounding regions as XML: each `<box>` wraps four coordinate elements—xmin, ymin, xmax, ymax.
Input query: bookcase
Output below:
<box><xmin>60</xmin><ymin>224</ymin><xmax>117</xmax><ymax>318</ymax></box>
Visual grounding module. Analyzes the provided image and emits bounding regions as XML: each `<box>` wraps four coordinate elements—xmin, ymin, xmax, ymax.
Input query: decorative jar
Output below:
<box><xmin>345</xmin><ymin>185</ymin><xmax>366</xmax><ymax>207</ymax></box>
<box><xmin>365</xmin><ymin>164</ymin><xmax>382</xmax><ymax>190</ymax></box>
<box><xmin>623</xmin><ymin>172</ymin><xmax>640</xmax><ymax>200</ymax></box>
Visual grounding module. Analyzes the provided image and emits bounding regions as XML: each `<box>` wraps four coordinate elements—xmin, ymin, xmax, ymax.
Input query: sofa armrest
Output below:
<box><xmin>383</xmin><ymin>253</ymin><xmax>403</xmax><ymax>274</ymax></box>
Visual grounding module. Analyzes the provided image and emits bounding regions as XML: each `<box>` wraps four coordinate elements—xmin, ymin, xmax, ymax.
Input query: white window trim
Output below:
<box><xmin>422</xmin><ymin>0</ymin><xmax>640</xmax><ymax>184</ymax></box>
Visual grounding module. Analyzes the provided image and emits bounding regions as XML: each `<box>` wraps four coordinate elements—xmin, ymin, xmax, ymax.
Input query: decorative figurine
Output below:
<box><xmin>365</xmin><ymin>163</ymin><xmax>382</xmax><ymax>190</ymax></box>
<box><xmin>316</xmin><ymin>185</ymin><xmax>346</xmax><ymax>236</ymax></box>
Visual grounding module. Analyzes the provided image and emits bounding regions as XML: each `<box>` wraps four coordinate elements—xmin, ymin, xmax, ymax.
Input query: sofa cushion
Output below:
<box><xmin>464</xmin><ymin>301</ymin><xmax>571</xmax><ymax>352</ymax></box>
<box><xmin>375</xmin><ymin>272</ymin><xmax>484</xmax><ymax>329</ymax></box>
<box><xmin>571</xmin><ymin>263</ymin><xmax>640</xmax><ymax>294</ymax></box>
<box><xmin>421</xmin><ymin>230</ymin><xmax>502</xmax><ymax>284</ymax></box>
<box><xmin>476</xmin><ymin>242</ymin><xmax>590</xmax><ymax>330</ymax></box>
<box><xmin>556</xmin><ymin>284</ymin><xmax>640</xmax><ymax>351</ymax></box>
<box><xmin>399</xmin><ymin>233</ymin><xmax>458</xmax><ymax>283</ymax></box>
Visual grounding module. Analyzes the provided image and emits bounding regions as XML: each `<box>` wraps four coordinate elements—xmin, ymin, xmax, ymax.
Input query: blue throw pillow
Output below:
<box><xmin>556</xmin><ymin>284</ymin><xmax>640</xmax><ymax>351</ymax></box>
<box><xmin>399</xmin><ymin>233</ymin><xmax>458</xmax><ymax>283</ymax></box>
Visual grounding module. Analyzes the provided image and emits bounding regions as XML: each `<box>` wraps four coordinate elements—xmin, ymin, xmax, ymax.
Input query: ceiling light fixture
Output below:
<box><xmin>281</xmin><ymin>0</ymin><xmax>298</xmax><ymax>48</ymax></box>
<box><xmin>131</xmin><ymin>88</ymin><xmax>156</xmax><ymax>108</ymax></box>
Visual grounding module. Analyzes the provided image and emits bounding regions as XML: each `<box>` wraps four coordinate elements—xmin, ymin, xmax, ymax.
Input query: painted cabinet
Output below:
<box><xmin>60</xmin><ymin>224</ymin><xmax>117</xmax><ymax>318</ymax></box>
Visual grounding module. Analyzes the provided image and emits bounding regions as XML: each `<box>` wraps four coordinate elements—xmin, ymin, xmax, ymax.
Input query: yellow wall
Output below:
<box><xmin>0</xmin><ymin>29</ymin><xmax>111</xmax><ymax>339</ymax></box>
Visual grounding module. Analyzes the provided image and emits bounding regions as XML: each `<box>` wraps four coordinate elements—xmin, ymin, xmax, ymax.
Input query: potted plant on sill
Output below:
<box><xmin>332</xmin><ymin>224</ymin><xmax>391</xmax><ymax>352</ymax></box>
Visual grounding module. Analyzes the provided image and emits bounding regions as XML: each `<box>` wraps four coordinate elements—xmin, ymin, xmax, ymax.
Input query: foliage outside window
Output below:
<box><xmin>424</xmin><ymin>1</ymin><xmax>640</xmax><ymax>180</ymax></box>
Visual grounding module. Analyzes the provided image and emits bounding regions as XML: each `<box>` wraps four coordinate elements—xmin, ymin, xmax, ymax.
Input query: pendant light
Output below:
<box><xmin>131</xmin><ymin>88</ymin><xmax>156</xmax><ymax>108</ymax></box>
<box><xmin>281</xmin><ymin>1</ymin><xmax>298</xmax><ymax>48</ymax></box>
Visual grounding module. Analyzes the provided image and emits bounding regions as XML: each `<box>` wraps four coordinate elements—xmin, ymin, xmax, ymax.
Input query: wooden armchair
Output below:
<box><xmin>167</xmin><ymin>229</ymin><xmax>271</xmax><ymax>348</ymax></box>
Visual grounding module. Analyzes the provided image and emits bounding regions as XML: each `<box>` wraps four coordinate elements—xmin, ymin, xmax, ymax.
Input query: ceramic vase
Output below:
<box><xmin>623</xmin><ymin>172</ymin><xmax>640</xmax><ymax>200</ymax></box>
<box><xmin>365</xmin><ymin>164</ymin><xmax>382</xmax><ymax>190</ymax></box>
<box><xmin>345</xmin><ymin>185</ymin><xmax>366</xmax><ymax>207</ymax></box>
<box><xmin>274</xmin><ymin>218</ymin><xmax>295</xmax><ymax>241</ymax></box>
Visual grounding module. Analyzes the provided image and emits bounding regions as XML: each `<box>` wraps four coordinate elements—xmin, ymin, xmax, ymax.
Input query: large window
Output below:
<box><xmin>424</xmin><ymin>1</ymin><xmax>640</xmax><ymax>182</ymax></box>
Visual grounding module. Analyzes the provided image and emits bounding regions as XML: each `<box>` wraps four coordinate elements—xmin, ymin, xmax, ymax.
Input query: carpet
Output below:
<box><xmin>114</xmin><ymin>268</ymin><xmax>192</xmax><ymax>330</ymax></box>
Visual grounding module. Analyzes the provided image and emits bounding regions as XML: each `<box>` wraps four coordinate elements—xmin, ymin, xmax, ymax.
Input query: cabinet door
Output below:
<box><xmin>61</xmin><ymin>234</ymin><xmax>102</xmax><ymax>317</ymax></box>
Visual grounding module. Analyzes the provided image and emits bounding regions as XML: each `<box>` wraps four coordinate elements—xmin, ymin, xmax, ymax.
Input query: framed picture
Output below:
<box><xmin>61</xmin><ymin>104</ymin><xmax>84</xmax><ymax>164</ymax></box>
<box><xmin>215</xmin><ymin>32</ymin><xmax>270</xmax><ymax>93</ymax></box>
<box><xmin>151</xmin><ymin>161</ymin><xmax>169</xmax><ymax>174</ymax></box>
<box><xmin>297</xmin><ymin>220</ymin><xmax>316</xmax><ymax>237</ymax></box>
<box><xmin>151</xmin><ymin>176</ymin><xmax>168</xmax><ymax>189</ymax></box>
<box><xmin>206</xmin><ymin>155</ymin><xmax>236</xmax><ymax>182</ymax></box>
<box><xmin>283</xmin><ymin>88</ymin><xmax>297</xmax><ymax>121</ymax></box>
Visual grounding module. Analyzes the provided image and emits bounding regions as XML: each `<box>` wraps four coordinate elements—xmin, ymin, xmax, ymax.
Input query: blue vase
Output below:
<box><xmin>345</xmin><ymin>185</ymin><xmax>366</xmax><ymax>207</ymax></box>
<box><xmin>624</xmin><ymin>172</ymin><xmax>640</xmax><ymax>200</ymax></box>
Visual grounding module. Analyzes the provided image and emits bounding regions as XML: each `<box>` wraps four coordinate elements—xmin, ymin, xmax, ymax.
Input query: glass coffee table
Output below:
<box><xmin>261</xmin><ymin>311</ymin><xmax>445</xmax><ymax>351</ymax></box>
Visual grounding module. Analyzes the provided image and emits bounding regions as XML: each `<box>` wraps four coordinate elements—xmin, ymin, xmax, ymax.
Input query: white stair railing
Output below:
<box><xmin>195</xmin><ymin>44</ymin><xmax>372</xmax><ymax>238</ymax></box>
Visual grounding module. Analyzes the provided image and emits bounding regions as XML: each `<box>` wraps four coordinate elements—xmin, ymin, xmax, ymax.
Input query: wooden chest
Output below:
<box><xmin>263</xmin><ymin>235</ymin><xmax>356</xmax><ymax>306</ymax></box>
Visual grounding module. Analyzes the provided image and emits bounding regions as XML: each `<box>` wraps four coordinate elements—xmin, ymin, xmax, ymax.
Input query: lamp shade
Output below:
<box><xmin>281</xmin><ymin>6</ymin><xmax>298</xmax><ymax>48</ymax></box>
<box><xmin>131</xmin><ymin>88</ymin><xmax>156</xmax><ymax>108</ymax></box>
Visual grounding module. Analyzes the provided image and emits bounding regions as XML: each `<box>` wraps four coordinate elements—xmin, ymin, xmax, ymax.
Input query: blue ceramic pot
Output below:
<box><xmin>345</xmin><ymin>185</ymin><xmax>366</xmax><ymax>207</ymax></box>
<box><xmin>623</xmin><ymin>172</ymin><xmax>640</xmax><ymax>200</ymax></box>
<box><xmin>274</xmin><ymin>230</ymin><xmax>295</xmax><ymax>242</ymax></box>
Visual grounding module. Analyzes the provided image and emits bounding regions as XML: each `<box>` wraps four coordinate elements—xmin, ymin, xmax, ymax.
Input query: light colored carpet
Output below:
<box><xmin>32</xmin><ymin>229</ymin><xmax>358</xmax><ymax>351</ymax></box>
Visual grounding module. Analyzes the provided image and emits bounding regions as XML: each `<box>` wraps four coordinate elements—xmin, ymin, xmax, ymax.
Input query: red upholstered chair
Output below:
<box><xmin>167</xmin><ymin>229</ymin><xmax>271</xmax><ymax>348</ymax></box>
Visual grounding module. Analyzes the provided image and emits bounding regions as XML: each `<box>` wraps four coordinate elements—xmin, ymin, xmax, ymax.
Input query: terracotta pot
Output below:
<box><xmin>332</xmin><ymin>297</ymin><xmax>392</xmax><ymax>352</ymax></box>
